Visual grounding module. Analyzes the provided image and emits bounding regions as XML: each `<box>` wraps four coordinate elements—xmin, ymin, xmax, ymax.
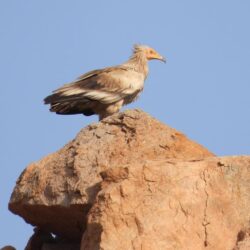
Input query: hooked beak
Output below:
<box><xmin>146</xmin><ymin>50</ymin><xmax>167</xmax><ymax>63</ymax></box>
<box><xmin>160</xmin><ymin>56</ymin><xmax>166</xmax><ymax>63</ymax></box>
<box><xmin>154</xmin><ymin>53</ymin><xmax>166</xmax><ymax>63</ymax></box>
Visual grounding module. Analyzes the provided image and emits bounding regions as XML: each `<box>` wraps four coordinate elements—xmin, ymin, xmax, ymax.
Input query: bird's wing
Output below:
<box><xmin>46</xmin><ymin>66</ymin><xmax>143</xmax><ymax>105</ymax></box>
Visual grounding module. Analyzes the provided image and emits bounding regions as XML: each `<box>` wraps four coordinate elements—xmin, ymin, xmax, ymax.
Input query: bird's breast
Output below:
<box><xmin>119</xmin><ymin>71</ymin><xmax>145</xmax><ymax>104</ymax></box>
<box><xmin>121</xmin><ymin>71</ymin><xmax>145</xmax><ymax>93</ymax></box>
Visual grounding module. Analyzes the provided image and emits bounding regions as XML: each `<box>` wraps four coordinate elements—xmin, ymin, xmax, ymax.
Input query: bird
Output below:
<box><xmin>44</xmin><ymin>44</ymin><xmax>165</xmax><ymax>120</ymax></box>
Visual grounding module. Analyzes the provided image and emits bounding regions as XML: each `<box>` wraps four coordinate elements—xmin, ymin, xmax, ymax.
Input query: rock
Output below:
<box><xmin>233</xmin><ymin>228</ymin><xmax>250</xmax><ymax>250</ymax></box>
<box><xmin>23</xmin><ymin>227</ymin><xmax>80</xmax><ymax>250</ymax></box>
<box><xmin>9</xmin><ymin>110</ymin><xmax>213</xmax><ymax>241</ymax></box>
<box><xmin>41</xmin><ymin>243</ymin><xmax>80</xmax><ymax>250</ymax></box>
<box><xmin>24</xmin><ymin>227</ymin><xmax>54</xmax><ymax>250</ymax></box>
<box><xmin>81</xmin><ymin>156</ymin><xmax>250</xmax><ymax>250</ymax></box>
<box><xmin>8</xmin><ymin>109</ymin><xmax>250</xmax><ymax>249</ymax></box>
<box><xmin>25</xmin><ymin>227</ymin><xmax>80</xmax><ymax>250</ymax></box>
<box><xmin>0</xmin><ymin>246</ymin><xmax>16</xmax><ymax>250</ymax></box>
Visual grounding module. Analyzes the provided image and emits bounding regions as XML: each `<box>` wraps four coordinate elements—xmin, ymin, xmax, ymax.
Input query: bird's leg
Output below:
<box><xmin>99</xmin><ymin>110</ymin><xmax>120</xmax><ymax>121</ymax></box>
<box><xmin>99</xmin><ymin>111</ymin><xmax>119</xmax><ymax>121</ymax></box>
<box><xmin>99</xmin><ymin>113</ymin><xmax>110</xmax><ymax>121</ymax></box>
<box><xmin>98</xmin><ymin>101</ymin><xmax>123</xmax><ymax>121</ymax></box>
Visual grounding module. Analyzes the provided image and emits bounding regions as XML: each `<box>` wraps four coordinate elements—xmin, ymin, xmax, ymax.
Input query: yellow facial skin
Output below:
<box><xmin>145</xmin><ymin>48</ymin><xmax>166</xmax><ymax>62</ymax></box>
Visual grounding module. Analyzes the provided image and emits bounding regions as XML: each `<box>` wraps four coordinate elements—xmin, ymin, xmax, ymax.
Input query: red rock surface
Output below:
<box><xmin>81</xmin><ymin>156</ymin><xmax>250</xmax><ymax>250</ymax></box>
<box><xmin>7</xmin><ymin>109</ymin><xmax>250</xmax><ymax>250</ymax></box>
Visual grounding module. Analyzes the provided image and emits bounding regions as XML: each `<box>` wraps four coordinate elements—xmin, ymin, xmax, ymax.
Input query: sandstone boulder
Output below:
<box><xmin>9</xmin><ymin>110</ymin><xmax>213</xmax><ymax>241</ymax></box>
<box><xmin>7</xmin><ymin>109</ymin><xmax>250</xmax><ymax>250</ymax></box>
<box><xmin>81</xmin><ymin>156</ymin><xmax>250</xmax><ymax>250</ymax></box>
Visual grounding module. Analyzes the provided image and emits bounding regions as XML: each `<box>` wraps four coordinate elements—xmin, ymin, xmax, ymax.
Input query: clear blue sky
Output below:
<box><xmin>1</xmin><ymin>1</ymin><xmax>250</xmax><ymax>248</ymax></box>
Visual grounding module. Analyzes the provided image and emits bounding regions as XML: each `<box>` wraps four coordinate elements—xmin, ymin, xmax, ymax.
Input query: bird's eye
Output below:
<box><xmin>150</xmin><ymin>50</ymin><xmax>153</xmax><ymax>54</ymax></box>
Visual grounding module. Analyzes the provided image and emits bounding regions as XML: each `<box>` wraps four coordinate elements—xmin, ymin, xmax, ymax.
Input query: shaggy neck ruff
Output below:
<box><xmin>126</xmin><ymin>50</ymin><xmax>149</xmax><ymax>77</ymax></box>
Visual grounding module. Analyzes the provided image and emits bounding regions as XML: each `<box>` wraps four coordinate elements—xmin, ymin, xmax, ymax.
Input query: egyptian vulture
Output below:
<box><xmin>44</xmin><ymin>45</ymin><xmax>165</xmax><ymax>120</ymax></box>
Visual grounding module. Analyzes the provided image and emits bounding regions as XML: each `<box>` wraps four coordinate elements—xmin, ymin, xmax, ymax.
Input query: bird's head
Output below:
<box><xmin>133</xmin><ymin>44</ymin><xmax>166</xmax><ymax>63</ymax></box>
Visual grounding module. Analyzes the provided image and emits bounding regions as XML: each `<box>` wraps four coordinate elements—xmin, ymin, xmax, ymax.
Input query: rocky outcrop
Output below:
<box><xmin>0</xmin><ymin>246</ymin><xmax>16</xmax><ymax>250</ymax></box>
<box><xmin>7</xmin><ymin>110</ymin><xmax>250</xmax><ymax>250</ymax></box>
<box><xmin>81</xmin><ymin>156</ymin><xmax>250</xmax><ymax>250</ymax></box>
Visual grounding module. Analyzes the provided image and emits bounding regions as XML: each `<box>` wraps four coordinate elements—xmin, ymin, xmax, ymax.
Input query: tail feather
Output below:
<box><xmin>44</xmin><ymin>93</ymin><xmax>96</xmax><ymax>116</ymax></box>
<box><xmin>44</xmin><ymin>93</ymin><xmax>89</xmax><ymax>104</ymax></box>
<box><xmin>49</xmin><ymin>101</ymin><xmax>95</xmax><ymax>116</ymax></box>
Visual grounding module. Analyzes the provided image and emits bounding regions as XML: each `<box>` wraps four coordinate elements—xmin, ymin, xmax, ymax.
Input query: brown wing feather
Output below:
<box><xmin>43</xmin><ymin>66</ymin><xmax>135</xmax><ymax>115</ymax></box>
<box><xmin>44</xmin><ymin>66</ymin><xmax>131</xmax><ymax>105</ymax></box>
<box><xmin>57</xmin><ymin>66</ymin><xmax>128</xmax><ymax>91</ymax></box>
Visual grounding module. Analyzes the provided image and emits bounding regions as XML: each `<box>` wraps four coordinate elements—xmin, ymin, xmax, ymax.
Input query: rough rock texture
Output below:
<box><xmin>81</xmin><ymin>156</ymin><xmax>250</xmax><ymax>250</ymax></box>
<box><xmin>7</xmin><ymin>109</ymin><xmax>250</xmax><ymax>250</ymax></box>
<box><xmin>233</xmin><ymin>227</ymin><xmax>250</xmax><ymax>250</ymax></box>
<box><xmin>9</xmin><ymin>110</ymin><xmax>213</xmax><ymax>241</ymax></box>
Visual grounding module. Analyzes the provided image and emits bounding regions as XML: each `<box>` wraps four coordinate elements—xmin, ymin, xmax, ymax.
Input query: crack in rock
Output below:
<box><xmin>202</xmin><ymin>169</ymin><xmax>210</xmax><ymax>247</ymax></box>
